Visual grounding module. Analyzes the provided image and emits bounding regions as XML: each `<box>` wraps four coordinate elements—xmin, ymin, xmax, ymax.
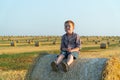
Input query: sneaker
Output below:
<box><xmin>61</xmin><ymin>62</ymin><xmax>69</xmax><ymax>72</ymax></box>
<box><xmin>51</xmin><ymin>61</ymin><xmax>58</xmax><ymax>72</ymax></box>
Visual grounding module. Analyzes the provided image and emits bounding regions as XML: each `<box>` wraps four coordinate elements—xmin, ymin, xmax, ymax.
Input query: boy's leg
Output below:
<box><xmin>51</xmin><ymin>53</ymin><xmax>65</xmax><ymax>71</ymax></box>
<box><xmin>61</xmin><ymin>52</ymin><xmax>78</xmax><ymax>72</ymax></box>
<box><xmin>67</xmin><ymin>51</ymin><xmax>79</xmax><ymax>65</ymax></box>
<box><xmin>51</xmin><ymin>54</ymin><xmax>65</xmax><ymax>71</ymax></box>
<box><xmin>55</xmin><ymin>54</ymin><xmax>65</xmax><ymax>65</ymax></box>
<box><xmin>66</xmin><ymin>54</ymin><xmax>74</xmax><ymax>66</ymax></box>
<box><xmin>61</xmin><ymin>54</ymin><xmax>74</xmax><ymax>72</ymax></box>
<box><xmin>51</xmin><ymin>61</ymin><xmax>58</xmax><ymax>71</ymax></box>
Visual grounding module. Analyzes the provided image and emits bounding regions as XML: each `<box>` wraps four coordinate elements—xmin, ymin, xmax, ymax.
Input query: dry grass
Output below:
<box><xmin>0</xmin><ymin>70</ymin><xmax>26</xmax><ymax>80</ymax></box>
<box><xmin>80</xmin><ymin>47</ymin><xmax>120</xmax><ymax>58</ymax></box>
<box><xmin>0</xmin><ymin>45</ymin><xmax>60</xmax><ymax>54</ymax></box>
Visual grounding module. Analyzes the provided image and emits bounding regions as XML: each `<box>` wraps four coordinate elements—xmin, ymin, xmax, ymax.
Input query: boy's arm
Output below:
<box><xmin>60</xmin><ymin>36</ymin><xmax>67</xmax><ymax>51</ymax></box>
<box><xmin>69</xmin><ymin>34</ymin><xmax>81</xmax><ymax>52</ymax></box>
<box><xmin>76</xmin><ymin>34</ymin><xmax>81</xmax><ymax>49</ymax></box>
<box><xmin>61</xmin><ymin>48</ymin><xmax>68</xmax><ymax>51</ymax></box>
<box><xmin>70</xmin><ymin>47</ymin><xmax>79</xmax><ymax>52</ymax></box>
<box><xmin>62</xmin><ymin>47</ymin><xmax>79</xmax><ymax>52</ymax></box>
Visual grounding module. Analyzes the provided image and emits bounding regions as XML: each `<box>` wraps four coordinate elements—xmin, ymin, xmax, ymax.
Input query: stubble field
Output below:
<box><xmin>0</xmin><ymin>36</ymin><xmax>120</xmax><ymax>80</ymax></box>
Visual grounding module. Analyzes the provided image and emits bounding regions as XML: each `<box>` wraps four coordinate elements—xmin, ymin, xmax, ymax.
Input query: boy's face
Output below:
<box><xmin>64</xmin><ymin>22</ymin><xmax>74</xmax><ymax>34</ymax></box>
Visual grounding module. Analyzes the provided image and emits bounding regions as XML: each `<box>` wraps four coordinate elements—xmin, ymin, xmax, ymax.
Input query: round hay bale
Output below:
<box><xmin>35</xmin><ymin>41</ymin><xmax>40</xmax><ymax>47</ymax></box>
<box><xmin>8</xmin><ymin>38</ymin><xmax>11</xmax><ymax>41</ymax></box>
<box><xmin>102</xmin><ymin>57</ymin><xmax>120</xmax><ymax>80</ymax></box>
<box><xmin>112</xmin><ymin>40</ymin><xmax>115</xmax><ymax>42</ymax></box>
<box><xmin>107</xmin><ymin>41</ymin><xmax>110</xmax><ymax>46</ymax></box>
<box><xmin>81</xmin><ymin>41</ymin><xmax>84</xmax><ymax>44</ymax></box>
<box><xmin>25</xmin><ymin>54</ymin><xmax>107</xmax><ymax>80</ymax></box>
<box><xmin>98</xmin><ymin>40</ymin><xmax>101</xmax><ymax>42</ymax></box>
<box><xmin>16</xmin><ymin>40</ymin><xmax>19</xmax><ymax>43</ymax></box>
<box><xmin>26</xmin><ymin>40</ymin><xmax>28</xmax><ymax>43</ymax></box>
<box><xmin>28</xmin><ymin>40</ymin><xmax>33</xmax><ymax>44</ymax></box>
<box><xmin>52</xmin><ymin>40</ymin><xmax>56</xmax><ymax>45</ymax></box>
<box><xmin>100</xmin><ymin>43</ymin><xmax>108</xmax><ymax>49</ymax></box>
<box><xmin>93</xmin><ymin>40</ymin><xmax>95</xmax><ymax>42</ymax></box>
<box><xmin>10</xmin><ymin>41</ymin><xmax>16</xmax><ymax>47</ymax></box>
<box><xmin>86</xmin><ymin>38</ymin><xmax>89</xmax><ymax>41</ymax></box>
<box><xmin>95</xmin><ymin>41</ymin><xmax>98</xmax><ymax>44</ymax></box>
<box><xmin>2</xmin><ymin>38</ymin><xmax>4</xmax><ymax>40</ymax></box>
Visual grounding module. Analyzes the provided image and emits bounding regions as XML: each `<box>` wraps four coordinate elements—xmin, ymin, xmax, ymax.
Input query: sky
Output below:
<box><xmin>0</xmin><ymin>0</ymin><xmax>120</xmax><ymax>36</ymax></box>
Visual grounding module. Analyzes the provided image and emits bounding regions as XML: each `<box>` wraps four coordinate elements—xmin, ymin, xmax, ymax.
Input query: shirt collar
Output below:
<box><xmin>65</xmin><ymin>32</ymin><xmax>74</xmax><ymax>36</ymax></box>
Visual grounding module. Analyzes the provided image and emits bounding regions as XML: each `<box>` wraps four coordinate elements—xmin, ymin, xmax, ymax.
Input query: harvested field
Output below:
<box><xmin>0</xmin><ymin>36</ymin><xmax>120</xmax><ymax>80</ymax></box>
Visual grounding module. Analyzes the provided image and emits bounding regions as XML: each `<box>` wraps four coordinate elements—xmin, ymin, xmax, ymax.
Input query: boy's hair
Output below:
<box><xmin>64</xmin><ymin>20</ymin><xmax>75</xmax><ymax>29</ymax></box>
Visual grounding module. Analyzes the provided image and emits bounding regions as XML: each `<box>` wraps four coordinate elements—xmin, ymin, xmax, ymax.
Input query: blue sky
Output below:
<box><xmin>0</xmin><ymin>0</ymin><xmax>120</xmax><ymax>36</ymax></box>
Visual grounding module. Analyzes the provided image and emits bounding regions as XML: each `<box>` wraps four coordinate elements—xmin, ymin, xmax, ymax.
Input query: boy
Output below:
<box><xmin>51</xmin><ymin>20</ymin><xmax>81</xmax><ymax>72</ymax></box>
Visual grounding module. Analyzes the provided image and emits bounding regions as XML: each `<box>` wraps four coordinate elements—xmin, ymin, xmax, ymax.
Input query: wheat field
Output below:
<box><xmin>0</xmin><ymin>36</ymin><xmax>120</xmax><ymax>80</ymax></box>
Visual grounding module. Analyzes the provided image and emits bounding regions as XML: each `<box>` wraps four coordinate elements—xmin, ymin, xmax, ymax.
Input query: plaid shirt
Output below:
<box><xmin>60</xmin><ymin>32</ymin><xmax>81</xmax><ymax>51</ymax></box>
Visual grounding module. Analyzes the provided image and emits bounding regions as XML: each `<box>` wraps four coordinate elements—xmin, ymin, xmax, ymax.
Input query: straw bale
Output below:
<box><xmin>16</xmin><ymin>40</ymin><xmax>19</xmax><ymax>43</ymax></box>
<box><xmin>102</xmin><ymin>57</ymin><xmax>120</xmax><ymax>80</ymax></box>
<box><xmin>26</xmin><ymin>54</ymin><xmax>107</xmax><ymax>80</ymax></box>
<box><xmin>107</xmin><ymin>41</ymin><xmax>110</xmax><ymax>46</ymax></box>
<box><xmin>53</xmin><ymin>40</ymin><xmax>56</xmax><ymax>45</ymax></box>
<box><xmin>100</xmin><ymin>43</ymin><xmax>108</xmax><ymax>49</ymax></box>
<box><xmin>95</xmin><ymin>41</ymin><xmax>98</xmax><ymax>44</ymax></box>
<box><xmin>35</xmin><ymin>41</ymin><xmax>40</xmax><ymax>47</ymax></box>
<box><xmin>81</xmin><ymin>41</ymin><xmax>84</xmax><ymax>44</ymax></box>
<box><xmin>10</xmin><ymin>41</ymin><xmax>16</xmax><ymax>47</ymax></box>
<box><xmin>28</xmin><ymin>40</ymin><xmax>33</xmax><ymax>44</ymax></box>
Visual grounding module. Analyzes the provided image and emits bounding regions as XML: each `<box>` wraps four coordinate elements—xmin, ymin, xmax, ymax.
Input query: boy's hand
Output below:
<box><xmin>67</xmin><ymin>48</ymin><xmax>72</xmax><ymax>52</ymax></box>
<box><xmin>62</xmin><ymin>48</ymin><xmax>73</xmax><ymax>52</ymax></box>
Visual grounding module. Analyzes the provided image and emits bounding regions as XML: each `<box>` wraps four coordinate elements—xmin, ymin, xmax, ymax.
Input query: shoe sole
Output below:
<box><xmin>51</xmin><ymin>62</ymin><xmax>58</xmax><ymax>72</ymax></box>
<box><xmin>61</xmin><ymin>62</ymin><xmax>68</xmax><ymax>72</ymax></box>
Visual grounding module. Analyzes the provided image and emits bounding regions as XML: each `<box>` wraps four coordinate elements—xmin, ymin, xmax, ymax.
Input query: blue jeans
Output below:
<box><xmin>61</xmin><ymin>51</ymin><xmax>79</xmax><ymax>59</ymax></box>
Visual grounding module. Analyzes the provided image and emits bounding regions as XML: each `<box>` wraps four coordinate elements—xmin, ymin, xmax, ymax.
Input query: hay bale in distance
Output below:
<box><xmin>102</xmin><ymin>57</ymin><xmax>120</xmax><ymax>80</ymax></box>
<box><xmin>35</xmin><ymin>41</ymin><xmax>40</xmax><ymax>47</ymax></box>
<box><xmin>10</xmin><ymin>41</ymin><xmax>16</xmax><ymax>47</ymax></box>
<box><xmin>93</xmin><ymin>40</ymin><xmax>95</xmax><ymax>42</ymax></box>
<box><xmin>100</xmin><ymin>43</ymin><xmax>108</xmax><ymax>49</ymax></box>
<box><xmin>16</xmin><ymin>40</ymin><xmax>19</xmax><ymax>43</ymax></box>
<box><xmin>26</xmin><ymin>54</ymin><xmax>107</xmax><ymax>80</ymax></box>
<box><xmin>87</xmin><ymin>38</ymin><xmax>89</xmax><ymax>41</ymax></box>
<box><xmin>107</xmin><ymin>41</ymin><xmax>110</xmax><ymax>46</ymax></box>
<box><xmin>98</xmin><ymin>40</ymin><xmax>101</xmax><ymax>42</ymax></box>
<box><xmin>28</xmin><ymin>40</ymin><xmax>33</xmax><ymax>44</ymax></box>
<box><xmin>95</xmin><ymin>41</ymin><xmax>98</xmax><ymax>44</ymax></box>
<box><xmin>8</xmin><ymin>38</ymin><xmax>12</xmax><ymax>41</ymax></box>
<box><xmin>81</xmin><ymin>41</ymin><xmax>84</xmax><ymax>44</ymax></box>
<box><xmin>2</xmin><ymin>38</ymin><xmax>4</xmax><ymax>40</ymax></box>
<box><xmin>112</xmin><ymin>39</ymin><xmax>115</xmax><ymax>42</ymax></box>
<box><xmin>52</xmin><ymin>40</ymin><xmax>56</xmax><ymax>45</ymax></box>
